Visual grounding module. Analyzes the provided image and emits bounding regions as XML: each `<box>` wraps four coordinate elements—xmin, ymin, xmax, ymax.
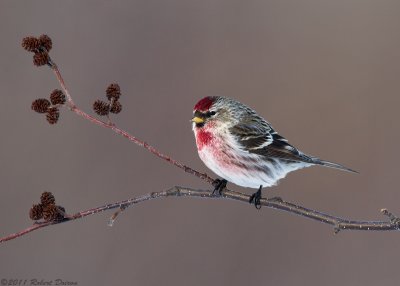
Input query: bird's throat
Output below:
<box><xmin>196</xmin><ymin>129</ymin><xmax>214</xmax><ymax>150</ymax></box>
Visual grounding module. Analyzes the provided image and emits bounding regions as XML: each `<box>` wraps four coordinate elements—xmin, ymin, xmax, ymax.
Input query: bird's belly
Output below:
<box><xmin>198</xmin><ymin>145</ymin><xmax>310</xmax><ymax>189</ymax></box>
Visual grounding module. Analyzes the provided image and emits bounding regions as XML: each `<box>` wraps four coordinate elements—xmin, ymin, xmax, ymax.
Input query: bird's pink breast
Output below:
<box><xmin>195</xmin><ymin>129</ymin><xmax>214</xmax><ymax>151</ymax></box>
<box><xmin>196</xmin><ymin>130</ymin><xmax>233</xmax><ymax>169</ymax></box>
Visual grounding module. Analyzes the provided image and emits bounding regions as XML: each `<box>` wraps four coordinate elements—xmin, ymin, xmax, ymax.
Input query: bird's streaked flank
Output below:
<box><xmin>192</xmin><ymin>96</ymin><xmax>356</xmax><ymax>208</ymax></box>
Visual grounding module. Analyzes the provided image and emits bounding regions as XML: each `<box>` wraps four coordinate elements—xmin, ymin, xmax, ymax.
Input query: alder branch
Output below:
<box><xmin>1</xmin><ymin>186</ymin><xmax>399</xmax><ymax>243</ymax></box>
<box><xmin>3</xmin><ymin>35</ymin><xmax>398</xmax><ymax>244</ymax></box>
<box><xmin>52</xmin><ymin>62</ymin><xmax>214</xmax><ymax>184</ymax></box>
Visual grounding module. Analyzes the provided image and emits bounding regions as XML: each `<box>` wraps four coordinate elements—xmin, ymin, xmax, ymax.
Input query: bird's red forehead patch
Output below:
<box><xmin>194</xmin><ymin>96</ymin><xmax>215</xmax><ymax>111</ymax></box>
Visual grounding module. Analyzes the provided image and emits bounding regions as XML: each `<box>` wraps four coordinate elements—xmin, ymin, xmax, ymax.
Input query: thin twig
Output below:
<box><xmin>1</xmin><ymin>187</ymin><xmax>399</xmax><ymax>243</ymax></box>
<box><xmin>49</xmin><ymin>61</ymin><xmax>213</xmax><ymax>184</ymax></box>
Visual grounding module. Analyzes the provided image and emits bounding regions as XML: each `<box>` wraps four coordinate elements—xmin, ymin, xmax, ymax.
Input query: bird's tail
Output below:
<box><xmin>310</xmin><ymin>157</ymin><xmax>358</xmax><ymax>174</ymax></box>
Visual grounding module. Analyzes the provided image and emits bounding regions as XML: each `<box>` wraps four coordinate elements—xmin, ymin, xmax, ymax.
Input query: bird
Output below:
<box><xmin>191</xmin><ymin>96</ymin><xmax>357</xmax><ymax>209</ymax></box>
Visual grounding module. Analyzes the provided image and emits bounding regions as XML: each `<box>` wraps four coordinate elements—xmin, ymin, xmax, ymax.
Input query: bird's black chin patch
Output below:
<box><xmin>195</xmin><ymin>122</ymin><xmax>205</xmax><ymax>128</ymax></box>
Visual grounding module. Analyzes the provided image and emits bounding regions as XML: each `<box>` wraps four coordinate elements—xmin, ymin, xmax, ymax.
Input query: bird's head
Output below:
<box><xmin>192</xmin><ymin>96</ymin><xmax>217</xmax><ymax>126</ymax></box>
<box><xmin>192</xmin><ymin>96</ymin><xmax>245</xmax><ymax>132</ymax></box>
<box><xmin>192</xmin><ymin>96</ymin><xmax>247</xmax><ymax>133</ymax></box>
<box><xmin>191</xmin><ymin>96</ymin><xmax>224</xmax><ymax>130</ymax></box>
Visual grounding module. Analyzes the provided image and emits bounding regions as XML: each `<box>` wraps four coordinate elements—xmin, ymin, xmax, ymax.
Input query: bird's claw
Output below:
<box><xmin>249</xmin><ymin>186</ymin><xmax>262</xmax><ymax>209</ymax></box>
<box><xmin>212</xmin><ymin>179</ymin><xmax>227</xmax><ymax>196</ymax></box>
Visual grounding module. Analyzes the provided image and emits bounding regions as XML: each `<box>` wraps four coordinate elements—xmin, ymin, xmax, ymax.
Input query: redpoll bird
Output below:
<box><xmin>191</xmin><ymin>96</ymin><xmax>356</xmax><ymax>208</ymax></box>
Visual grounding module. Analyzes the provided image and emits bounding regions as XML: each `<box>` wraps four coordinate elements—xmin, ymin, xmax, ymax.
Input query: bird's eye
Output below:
<box><xmin>208</xmin><ymin>111</ymin><xmax>216</xmax><ymax>116</ymax></box>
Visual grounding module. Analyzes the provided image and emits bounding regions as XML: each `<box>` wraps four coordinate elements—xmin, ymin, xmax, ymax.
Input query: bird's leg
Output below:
<box><xmin>249</xmin><ymin>185</ymin><xmax>263</xmax><ymax>209</ymax></box>
<box><xmin>212</xmin><ymin>179</ymin><xmax>227</xmax><ymax>196</ymax></box>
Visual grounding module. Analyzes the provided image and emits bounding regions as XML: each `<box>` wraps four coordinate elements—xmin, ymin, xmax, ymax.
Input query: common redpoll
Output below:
<box><xmin>191</xmin><ymin>96</ymin><xmax>356</xmax><ymax>208</ymax></box>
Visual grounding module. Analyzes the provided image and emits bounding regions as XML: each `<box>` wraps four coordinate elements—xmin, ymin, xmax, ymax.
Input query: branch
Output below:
<box><xmin>6</xmin><ymin>35</ymin><xmax>397</xmax><ymax>245</ymax></box>
<box><xmin>1</xmin><ymin>186</ymin><xmax>399</xmax><ymax>243</ymax></box>
<box><xmin>52</xmin><ymin>62</ymin><xmax>214</xmax><ymax>184</ymax></box>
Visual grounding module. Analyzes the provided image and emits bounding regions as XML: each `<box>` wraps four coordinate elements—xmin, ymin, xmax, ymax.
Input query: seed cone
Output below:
<box><xmin>38</xmin><ymin>34</ymin><xmax>52</xmax><ymax>52</ymax></box>
<box><xmin>29</xmin><ymin>204</ymin><xmax>44</xmax><ymax>220</ymax></box>
<box><xmin>93</xmin><ymin>100</ymin><xmax>110</xmax><ymax>116</ymax></box>
<box><xmin>33</xmin><ymin>52</ymin><xmax>49</xmax><ymax>66</ymax></box>
<box><xmin>22</xmin><ymin>36</ymin><xmax>40</xmax><ymax>52</ymax></box>
<box><xmin>50</xmin><ymin>89</ymin><xmax>66</xmax><ymax>105</ymax></box>
<box><xmin>40</xmin><ymin>191</ymin><xmax>56</xmax><ymax>206</ymax></box>
<box><xmin>46</xmin><ymin>107</ymin><xmax>60</xmax><ymax>124</ymax></box>
<box><xmin>43</xmin><ymin>204</ymin><xmax>65</xmax><ymax>222</ymax></box>
<box><xmin>110</xmin><ymin>101</ymin><xmax>122</xmax><ymax>114</ymax></box>
<box><xmin>106</xmin><ymin>83</ymin><xmax>121</xmax><ymax>101</ymax></box>
<box><xmin>32</xmin><ymin>98</ymin><xmax>51</xmax><ymax>113</ymax></box>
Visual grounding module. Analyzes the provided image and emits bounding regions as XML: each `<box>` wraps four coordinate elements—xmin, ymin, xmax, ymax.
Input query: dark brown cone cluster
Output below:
<box><xmin>26</xmin><ymin>35</ymin><xmax>64</xmax><ymax>123</ymax></box>
<box><xmin>46</xmin><ymin>107</ymin><xmax>60</xmax><ymax>124</ymax></box>
<box><xmin>50</xmin><ymin>89</ymin><xmax>66</xmax><ymax>105</ymax></box>
<box><xmin>43</xmin><ymin>204</ymin><xmax>65</xmax><ymax>222</ymax></box>
<box><xmin>21</xmin><ymin>34</ymin><xmax>53</xmax><ymax>67</ymax></box>
<box><xmin>110</xmin><ymin>101</ymin><xmax>122</xmax><ymax>114</ymax></box>
<box><xmin>106</xmin><ymin>83</ymin><xmax>121</xmax><ymax>101</ymax></box>
<box><xmin>33</xmin><ymin>52</ymin><xmax>49</xmax><ymax>67</ymax></box>
<box><xmin>31</xmin><ymin>89</ymin><xmax>66</xmax><ymax>125</ymax></box>
<box><xmin>40</xmin><ymin>191</ymin><xmax>56</xmax><ymax>206</ymax></box>
<box><xmin>93</xmin><ymin>83</ymin><xmax>123</xmax><ymax>116</ymax></box>
<box><xmin>22</xmin><ymin>37</ymin><xmax>41</xmax><ymax>52</ymax></box>
<box><xmin>38</xmin><ymin>34</ymin><xmax>52</xmax><ymax>52</ymax></box>
<box><xmin>29</xmin><ymin>191</ymin><xmax>66</xmax><ymax>222</ymax></box>
<box><xmin>93</xmin><ymin>100</ymin><xmax>110</xmax><ymax>116</ymax></box>
<box><xmin>29</xmin><ymin>204</ymin><xmax>43</xmax><ymax>220</ymax></box>
<box><xmin>32</xmin><ymin>98</ymin><xmax>51</xmax><ymax>113</ymax></box>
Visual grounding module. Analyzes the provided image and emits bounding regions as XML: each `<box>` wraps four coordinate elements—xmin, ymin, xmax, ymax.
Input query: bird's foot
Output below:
<box><xmin>249</xmin><ymin>186</ymin><xmax>263</xmax><ymax>209</ymax></box>
<box><xmin>212</xmin><ymin>179</ymin><xmax>227</xmax><ymax>196</ymax></box>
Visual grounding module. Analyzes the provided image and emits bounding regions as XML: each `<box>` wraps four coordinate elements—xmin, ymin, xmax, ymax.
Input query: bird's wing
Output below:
<box><xmin>229</xmin><ymin>120</ymin><xmax>313</xmax><ymax>164</ymax></box>
<box><xmin>229</xmin><ymin>120</ymin><xmax>274</xmax><ymax>150</ymax></box>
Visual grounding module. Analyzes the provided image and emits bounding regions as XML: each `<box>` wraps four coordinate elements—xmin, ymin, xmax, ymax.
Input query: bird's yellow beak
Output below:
<box><xmin>191</xmin><ymin>116</ymin><xmax>204</xmax><ymax>124</ymax></box>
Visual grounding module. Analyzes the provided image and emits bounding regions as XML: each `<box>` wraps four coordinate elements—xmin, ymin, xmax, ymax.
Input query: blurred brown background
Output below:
<box><xmin>1</xmin><ymin>1</ymin><xmax>400</xmax><ymax>285</ymax></box>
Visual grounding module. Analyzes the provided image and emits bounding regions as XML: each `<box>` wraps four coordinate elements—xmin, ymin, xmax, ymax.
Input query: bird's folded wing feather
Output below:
<box><xmin>229</xmin><ymin>120</ymin><xmax>313</xmax><ymax>164</ymax></box>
